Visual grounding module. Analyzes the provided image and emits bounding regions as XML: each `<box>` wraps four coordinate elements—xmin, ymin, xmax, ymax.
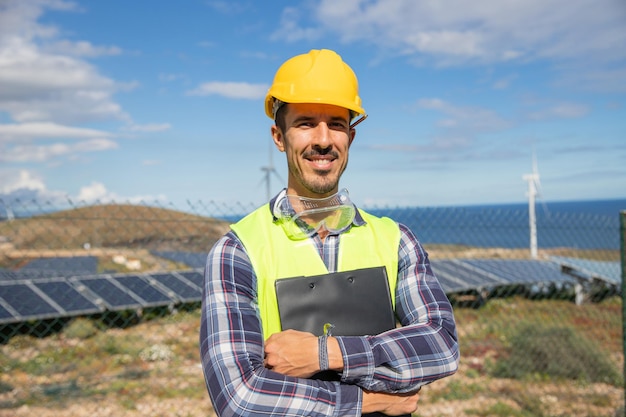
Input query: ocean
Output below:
<box><xmin>367</xmin><ymin>198</ymin><xmax>626</xmax><ymax>250</ymax></box>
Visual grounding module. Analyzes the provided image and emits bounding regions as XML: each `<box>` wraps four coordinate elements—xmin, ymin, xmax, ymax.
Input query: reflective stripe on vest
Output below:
<box><xmin>230</xmin><ymin>204</ymin><xmax>400</xmax><ymax>340</ymax></box>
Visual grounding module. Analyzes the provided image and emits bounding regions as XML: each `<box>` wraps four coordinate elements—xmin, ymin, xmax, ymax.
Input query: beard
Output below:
<box><xmin>288</xmin><ymin>161</ymin><xmax>347</xmax><ymax>196</ymax></box>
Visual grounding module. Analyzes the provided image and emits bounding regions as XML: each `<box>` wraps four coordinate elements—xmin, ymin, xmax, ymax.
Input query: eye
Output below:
<box><xmin>329</xmin><ymin>121</ymin><xmax>348</xmax><ymax>129</ymax></box>
<box><xmin>294</xmin><ymin>119</ymin><xmax>315</xmax><ymax>127</ymax></box>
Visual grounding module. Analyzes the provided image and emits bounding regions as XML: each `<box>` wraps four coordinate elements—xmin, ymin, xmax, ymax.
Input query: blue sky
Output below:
<box><xmin>0</xmin><ymin>0</ymin><xmax>625</xmax><ymax>210</ymax></box>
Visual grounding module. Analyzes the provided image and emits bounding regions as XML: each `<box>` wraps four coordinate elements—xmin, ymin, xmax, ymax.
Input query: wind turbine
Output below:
<box><xmin>522</xmin><ymin>153</ymin><xmax>542</xmax><ymax>259</ymax></box>
<box><xmin>260</xmin><ymin>140</ymin><xmax>284</xmax><ymax>201</ymax></box>
<box><xmin>1</xmin><ymin>202</ymin><xmax>14</xmax><ymax>222</ymax></box>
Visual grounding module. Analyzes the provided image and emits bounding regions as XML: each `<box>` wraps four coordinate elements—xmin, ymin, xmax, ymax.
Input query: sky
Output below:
<box><xmin>0</xmin><ymin>0</ymin><xmax>625</xmax><ymax>212</ymax></box>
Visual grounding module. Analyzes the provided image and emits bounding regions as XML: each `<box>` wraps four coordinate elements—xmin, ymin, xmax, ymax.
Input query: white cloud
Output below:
<box><xmin>528</xmin><ymin>102</ymin><xmax>590</xmax><ymax>120</ymax></box>
<box><xmin>159</xmin><ymin>73</ymin><xmax>186</xmax><ymax>82</ymax></box>
<box><xmin>0</xmin><ymin>169</ymin><xmax>167</xmax><ymax>206</ymax></box>
<box><xmin>0</xmin><ymin>37</ymin><xmax>125</xmax><ymax>123</ymax></box>
<box><xmin>0</xmin><ymin>121</ymin><xmax>118</xmax><ymax>162</ymax></box>
<box><xmin>0</xmin><ymin>168</ymin><xmax>68</xmax><ymax>207</ymax></box>
<box><xmin>552</xmin><ymin>66</ymin><xmax>626</xmax><ymax>93</ymax></box>
<box><xmin>187</xmin><ymin>81</ymin><xmax>268</xmax><ymax>99</ymax></box>
<box><xmin>270</xmin><ymin>7</ymin><xmax>323</xmax><ymax>42</ymax></box>
<box><xmin>417</xmin><ymin>98</ymin><xmax>510</xmax><ymax>131</ymax></box>
<box><xmin>125</xmin><ymin>123</ymin><xmax>172</xmax><ymax>133</ymax></box>
<box><xmin>291</xmin><ymin>0</ymin><xmax>626</xmax><ymax>67</ymax></box>
<box><xmin>42</xmin><ymin>40</ymin><xmax>122</xmax><ymax>57</ymax></box>
<box><xmin>0</xmin><ymin>138</ymin><xmax>118</xmax><ymax>163</ymax></box>
<box><xmin>492</xmin><ymin>74</ymin><xmax>518</xmax><ymax>90</ymax></box>
<box><xmin>75</xmin><ymin>181</ymin><xmax>167</xmax><ymax>204</ymax></box>
<box><xmin>0</xmin><ymin>169</ymin><xmax>46</xmax><ymax>193</ymax></box>
<box><xmin>0</xmin><ymin>122</ymin><xmax>112</xmax><ymax>142</ymax></box>
<box><xmin>0</xmin><ymin>0</ymin><xmax>77</xmax><ymax>40</ymax></box>
<box><xmin>0</xmin><ymin>0</ymin><xmax>130</xmax><ymax>128</ymax></box>
<box><xmin>207</xmin><ymin>1</ymin><xmax>250</xmax><ymax>15</ymax></box>
<box><xmin>0</xmin><ymin>0</ymin><xmax>169</xmax><ymax>183</ymax></box>
<box><xmin>76</xmin><ymin>182</ymin><xmax>112</xmax><ymax>202</ymax></box>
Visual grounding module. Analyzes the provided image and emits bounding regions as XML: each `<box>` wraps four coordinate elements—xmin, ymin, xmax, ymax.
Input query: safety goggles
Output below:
<box><xmin>274</xmin><ymin>189</ymin><xmax>356</xmax><ymax>240</ymax></box>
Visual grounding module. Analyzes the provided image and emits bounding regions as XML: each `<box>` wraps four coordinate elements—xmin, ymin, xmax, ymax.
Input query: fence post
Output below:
<box><xmin>621</xmin><ymin>210</ymin><xmax>626</xmax><ymax>409</ymax></box>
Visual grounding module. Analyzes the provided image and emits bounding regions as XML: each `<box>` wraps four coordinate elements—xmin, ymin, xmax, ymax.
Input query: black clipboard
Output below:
<box><xmin>275</xmin><ymin>266</ymin><xmax>408</xmax><ymax>417</ymax></box>
<box><xmin>275</xmin><ymin>266</ymin><xmax>396</xmax><ymax>337</ymax></box>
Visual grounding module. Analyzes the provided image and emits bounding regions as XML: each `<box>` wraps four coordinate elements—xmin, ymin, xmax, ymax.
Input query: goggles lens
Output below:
<box><xmin>275</xmin><ymin>189</ymin><xmax>356</xmax><ymax>240</ymax></box>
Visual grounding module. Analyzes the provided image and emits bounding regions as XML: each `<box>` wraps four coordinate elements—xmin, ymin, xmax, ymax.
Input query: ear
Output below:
<box><xmin>271</xmin><ymin>125</ymin><xmax>285</xmax><ymax>152</ymax></box>
<box><xmin>348</xmin><ymin>128</ymin><xmax>356</xmax><ymax>147</ymax></box>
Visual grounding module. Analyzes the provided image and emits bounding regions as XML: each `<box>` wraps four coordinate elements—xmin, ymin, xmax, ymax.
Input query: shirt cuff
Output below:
<box><xmin>336</xmin><ymin>336</ymin><xmax>375</xmax><ymax>385</ymax></box>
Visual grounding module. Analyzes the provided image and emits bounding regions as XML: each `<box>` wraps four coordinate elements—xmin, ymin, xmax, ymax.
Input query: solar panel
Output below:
<box><xmin>464</xmin><ymin>259</ymin><xmax>571</xmax><ymax>285</ymax></box>
<box><xmin>114</xmin><ymin>275</ymin><xmax>175</xmax><ymax>306</ymax></box>
<box><xmin>431</xmin><ymin>261</ymin><xmax>476</xmax><ymax>293</ymax></box>
<box><xmin>550</xmin><ymin>256</ymin><xmax>621</xmax><ymax>285</ymax></box>
<box><xmin>33</xmin><ymin>280</ymin><xmax>103</xmax><ymax>315</ymax></box>
<box><xmin>176</xmin><ymin>270</ymin><xmax>204</xmax><ymax>288</ymax></box>
<box><xmin>432</xmin><ymin>260</ymin><xmax>504</xmax><ymax>290</ymax></box>
<box><xmin>0</xmin><ymin>282</ymin><xmax>60</xmax><ymax>321</ymax></box>
<box><xmin>21</xmin><ymin>256</ymin><xmax>98</xmax><ymax>275</ymax></box>
<box><xmin>72</xmin><ymin>276</ymin><xmax>143</xmax><ymax>310</ymax></box>
<box><xmin>0</xmin><ymin>270</ymin><xmax>19</xmax><ymax>281</ymax></box>
<box><xmin>148</xmin><ymin>272</ymin><xmax>202</xmax><ymax>303</ymax></box>
<box><xmin>152</xmin><ymin>251</ymin><xmax>207</xmax><ymax>268</ymax></box>
<box><xmin>0</xmin><ymin>269</ymin><xmax>65</xmax><ymax>281</ymax></box>
<box><xmin>0</xmin><ymin>301</ymin><xmax>15</xmax><ymax>322</ymax></box>
<box><xmin>0</xmin><ymin>268</ymin><xmax>211</xmax><ymax>324</ymax></box>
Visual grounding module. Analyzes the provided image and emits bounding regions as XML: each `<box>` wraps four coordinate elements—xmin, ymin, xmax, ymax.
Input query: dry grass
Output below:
<box><xmin>0</xmin><ymin>297</ymin><xmax>623</xmax><ymax>417</ymax></box>
<box><xmin>0</xmin><ymin>204</ymin><xmax>230</xmax><ymax>254</ymax></box>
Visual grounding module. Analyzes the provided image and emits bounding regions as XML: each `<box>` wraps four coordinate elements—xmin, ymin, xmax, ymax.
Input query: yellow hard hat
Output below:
<box><xmin>264</xmin><ymin>49</ymin><xmax>367</xmax><ymax>126</ymax></box>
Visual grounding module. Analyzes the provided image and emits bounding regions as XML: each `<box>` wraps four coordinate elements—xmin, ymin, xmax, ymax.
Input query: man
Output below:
<box><xmin>200</xmin><ymin>49</ymin><xmax>459</xmax><ymax>417</ymax></box>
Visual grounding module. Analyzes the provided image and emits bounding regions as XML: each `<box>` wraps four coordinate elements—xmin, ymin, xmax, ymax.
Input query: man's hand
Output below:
<box><xmin>362</xmin><ymin>389</ymin><xmax>421</xmax><ymax>416</ymax></box>
<box><xmin>264</xmin><ymin>329</ymin><xmax>320</xmax><ymax>378</ymax></box>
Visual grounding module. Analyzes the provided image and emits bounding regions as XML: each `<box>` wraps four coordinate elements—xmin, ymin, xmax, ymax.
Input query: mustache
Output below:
<box><xmin>303</xmin><ymin>149</ymin><xmax>339</xmax><ymax>159</ymax></box>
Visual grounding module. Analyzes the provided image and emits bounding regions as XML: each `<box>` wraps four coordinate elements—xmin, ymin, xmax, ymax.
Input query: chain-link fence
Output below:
<box><xmin>0</xmin><ymin>199</ymin><xmax>623</xmax><ymax>417</ymax></box>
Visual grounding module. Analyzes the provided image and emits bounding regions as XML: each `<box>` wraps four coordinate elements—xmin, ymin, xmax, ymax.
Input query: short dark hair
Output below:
<box><xmin>274</xmin><ymin>102</ymin><xmax>288</xmax><ymax>133</ymax></box>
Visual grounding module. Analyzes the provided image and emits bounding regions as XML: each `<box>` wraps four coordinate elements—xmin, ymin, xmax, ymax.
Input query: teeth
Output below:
<box><xmin>313</xmin><ymin>159</ymin><xmax>331</xmax><ymax>166</ymax></box>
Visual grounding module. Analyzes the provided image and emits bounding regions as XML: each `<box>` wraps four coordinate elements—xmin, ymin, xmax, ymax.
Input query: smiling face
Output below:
<box><xmin>271</xmin><ymin>102</ymin><xmax>356</xmax><ymax>199</ymax></box>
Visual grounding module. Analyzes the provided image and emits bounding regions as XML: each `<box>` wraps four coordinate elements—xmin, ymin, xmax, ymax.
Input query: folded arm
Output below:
<box><xmin>337</xmin><ymin>224</ymin><xmax>459</xmax><ymax>392</ymax></box>
<box><xmin>200</xmin><ymin>234</ymin><xmax>362</xmax><ymax>417</ymax></box>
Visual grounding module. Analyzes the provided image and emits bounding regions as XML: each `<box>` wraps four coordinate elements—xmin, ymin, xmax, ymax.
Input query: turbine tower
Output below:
<box><xmin>522</xmin><ymin>154</ymin><xmax>541</xmax><ymax>259</ymax></box>
<box><xmin>260</xmin><ymin>141</ymin><xmax>283</xmax><ymax>201</ymax></box>
<box><xmin>1</xmin><ymin>202</ymin><xmax>14</xmax><ymax>222</ymax></box>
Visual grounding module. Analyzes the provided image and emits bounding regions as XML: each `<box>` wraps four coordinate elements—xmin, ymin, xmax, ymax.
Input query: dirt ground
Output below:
<box><xmin>1</xmin><ymin>313</ymin><xmax>623</xmax><ymax>417</ymax></box>
<box><xmin>2</xmin><ymin>367</ymin><xmax>623</xmax><ymax>417</ymax></box>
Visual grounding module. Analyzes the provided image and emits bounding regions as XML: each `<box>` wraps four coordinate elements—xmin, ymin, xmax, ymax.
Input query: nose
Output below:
<box><xmin>312</xmin><ymin>122</ymin><xmax>332</xmax><ymax>149</ymax></box>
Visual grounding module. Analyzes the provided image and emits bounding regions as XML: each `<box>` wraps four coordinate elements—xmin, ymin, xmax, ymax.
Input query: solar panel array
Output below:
<box><xmin>432</xmin><ymin>259</ymin><xmax>577</xmax><ymax>294</ymax></box>
<box><xmin>151</xmin><ymin>251</ymin><xmax>207</xmax><ymax>268</ymax></box>
<box><xmin>0</xmin><ymin>270</ymin><xmax>204</xmax><ymax>324</ymax></box>
<box><xmin>1</xmin><ymin>256</ymin><xmax>99</xmax><ymax>282</ymax></box>
<box><xmin>1</xmin><ymin>253</ymin><xmax>620</xmax><ymax>325</ymax></box>
<box><xmin>550</xmin><ymin>256</ymin><xmax>621</xmax><ymax>286</ymax></box>
<box><xmin>0</xmin><ymin>269</ymin><xmax>69</xmax><ymax>281</ymax></box>
<box><xmin>20</xmin><ymin>256</ymin><xmax>99</xmax><ymax>274</ymax></box>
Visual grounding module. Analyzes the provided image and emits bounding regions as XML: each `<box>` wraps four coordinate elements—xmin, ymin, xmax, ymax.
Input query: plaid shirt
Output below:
<box><xmin>200</xmin><ymin>201</ymin><xmax>459</xmax><ymax>417</ymax></box>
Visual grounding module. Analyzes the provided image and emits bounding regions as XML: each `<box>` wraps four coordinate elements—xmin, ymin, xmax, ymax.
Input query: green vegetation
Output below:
<box><xmin>1</xmin><ymin>297</ymin><xmax>622</xmax><ymax>417</ymax></box>
<box><xmin>491</xmin><ymin>324</ymin><xmax>622</xmax><ymax>386</ymax></box>
<box><xmin>62</xmin><ymin>318</ymin><xmax>100</xmax><ymax>340</ymax></box>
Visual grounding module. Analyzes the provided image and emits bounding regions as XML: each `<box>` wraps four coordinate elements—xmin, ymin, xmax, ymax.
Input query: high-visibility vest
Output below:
<box><xmin>230</xmin><ymin>205</ymin><xmax>401</xmax><ymax>340</ymax></box>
